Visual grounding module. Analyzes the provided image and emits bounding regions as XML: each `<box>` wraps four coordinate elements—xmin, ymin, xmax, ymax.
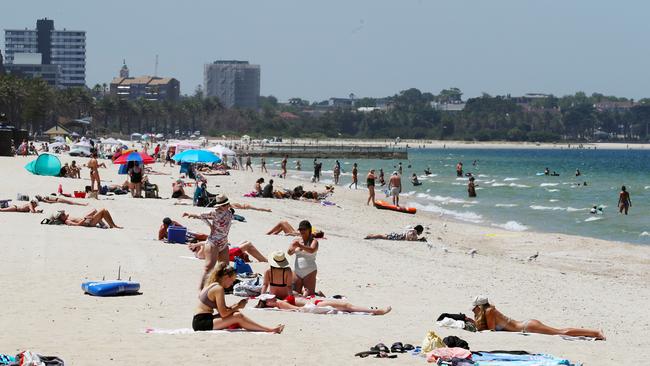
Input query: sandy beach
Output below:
<box><xmin>1</xmin><ymin>154</ymin><xmax>649</xmax><ymax>365</ymax></box>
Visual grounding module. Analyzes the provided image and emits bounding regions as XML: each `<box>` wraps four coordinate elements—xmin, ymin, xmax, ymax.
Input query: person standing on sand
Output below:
<box><xmin>261</xmin><ymin>157</ymin><xmax>268</xmax><ymax>173</ymax></box>
<box><xmin>281</xmin><ymin>155</ymin><xmax>288</xmax><ymax>178</ymax></box>
<box><xmin>468</xmin><ymin>176</ymin><xmax>477</xmax><ymax>198</ymax></box>
<box><xmin>333</xmin><ymin>161</ymin><xmax>341</xmax><ymax>184</ymax></box>
<box><xmin>349</xmin><ymin>163</ymin><xmax>358</xmax><ymax>189</ymax></box>
<box><xmin>183</xmin><ymin>195</ymin><xmax>234</xmax><ymax>289</ymax></box>
<box><xmin>245</xmin><ymin>155</ymin><xmax>253</xmax><ymax>172</ymax></box>
<box><xmin>366</xmin><ymin>169</ymin><xmax>376</xmax><ymax>205</ymax></box>
<box><xmin>388</xmin><ymin>171</ymin><xmax>402</xmax><ymax>207</ymax></box>
<box><xmin>287</xmin><ymin>220</ymin><xmax>319</xmax><ymax>296</ymax></box>
<box><xmin>88</xmin><ymin>152</ymin><xmax>101</xmax><ymax>192</ymax></box>
<box><xmin>618</xmin><ymin>186</ymin><xmax>631</xmax><ymax>215</ymax></box>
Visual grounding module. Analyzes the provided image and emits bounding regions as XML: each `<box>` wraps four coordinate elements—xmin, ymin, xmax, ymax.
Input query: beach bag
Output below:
<box><xmin>233</xmin><ymin>257</ymin><xmax>252</xmax><ymax>275</ymax></box>
<box><xmin>16</xmin><ymin>193</ymin><xmax>29</xmax><ymax>201</ymax></box>
<box><xmin>100</xmin><ymin>185</ymin><xmax>109</xmax><ymax>195</ymax></box>
<box><xmin>233</xmin><ymin>277</ymin><xmax>262</xmax><ymax>297</ymax></box>
<box><xmin>443</xmin><ymin>336</ymin><xmax>469</xmax><ymax>350</ymax></box>
<box><xmin>0</xmin><ymin>200</ymin><xmax>10</xmax><ymax>209</ymax></box>
<box><xmin>422</xmin><ymin>330</ymin><xmax>446</xmax><ymax>353</ymax></box>
<box><xmin>12</xmin><ymin>350</ymin><xmax>65</xmax><ymax>366</ymax></box>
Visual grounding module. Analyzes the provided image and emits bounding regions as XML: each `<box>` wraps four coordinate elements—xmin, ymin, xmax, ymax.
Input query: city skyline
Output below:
<box><xmin>1</xmin><ymin>0</ymin><xmax>649</xmax><ymax>101</ymax></box>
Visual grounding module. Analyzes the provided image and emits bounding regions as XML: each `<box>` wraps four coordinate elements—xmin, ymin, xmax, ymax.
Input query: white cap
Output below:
<box><xmin>472</xmin><ymin>295</ymin><xmax>489</xmax><ymax>308</ymax></box>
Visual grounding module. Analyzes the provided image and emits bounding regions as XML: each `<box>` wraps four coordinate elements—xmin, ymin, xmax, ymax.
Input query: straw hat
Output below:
<box><xmin>213</xmin><ymin>194</ymin><xmax>230</xmax><ymax>207</ymax></box>
<box><xmin>268</xmin><ymin>251</ymin><xmax>290</xmax><ymax>268</ymax></box>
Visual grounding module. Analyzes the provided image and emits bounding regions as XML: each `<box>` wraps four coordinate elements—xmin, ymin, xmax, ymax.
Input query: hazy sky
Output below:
<box><xmin>2</xmin><ymin>0</ymin><xmax>649</xmax><ymax>101</ymax></box>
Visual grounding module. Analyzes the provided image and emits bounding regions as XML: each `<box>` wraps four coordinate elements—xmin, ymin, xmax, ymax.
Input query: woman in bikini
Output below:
<box><xmin>618</xmin><ymin>185</ymin><xmax>631</xmax><ymax>215</ymax></box>
<box><xmin>287</xmin><ymin>220</ymin><xmax>319</xmax><ymax>296</ymax></box>
<box><xmin>0</xmin><ymin>200</ymin><xmax>42</xmax><ymax>213</ymax></box>
<box><xmin>266</xmin><ymin>220</ymin><xmax>325</xmax><ymax>238</ymax></box>
<box><xmin>471</xmin><ymin>295</ymin><xmax>605</xmax><ymax>340</ymax></box>
<box><xmin>193</xmin><ymin>262</ymin><xmax>284</xmax><ymax>333</ymax></box>
<box><xmin>366</xmin><ymin>169</ymin><xmax>376</xmax><ymax>205</ymax></box>
<box><xmin>261</xmin><ymin>252</ymin><xmax>294</xmax><ymax>302</ymax></box>
<box><xmin>59</xmin><ymin>208</ymin><xmax>122</xmax><ymax>229</ymax></box>
<box><xmin>256</xmin><ymin>295</ymin><xmax>391</xmax><ymax>316</ymax></box>
<box><xmin>88</xmin><ymin>152</ymin><xmax>101</xmax><ymax>191</ymax></box>
<box><xmin>35</xmin><ymin>195</ymin><xmax>88</xmax><ymax>206</ymax></box>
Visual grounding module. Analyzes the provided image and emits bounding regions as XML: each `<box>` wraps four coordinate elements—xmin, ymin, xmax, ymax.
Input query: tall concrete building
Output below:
<box><xmin>4</xmin><ymin>18</ymin><xmax>86</xmax><ymax>88</ymax></box>
<box><xmin>204</xmin><ymin>60</ymin><xmax>260</xmax><ymax>109</ymax></box>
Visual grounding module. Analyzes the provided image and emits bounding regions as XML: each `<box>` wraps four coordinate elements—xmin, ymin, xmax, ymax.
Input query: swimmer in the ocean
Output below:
<box><xmin>411</xmin><ymin>173</ymin><xmax>421</xmax><ymax>186</ymax></box>
<box><xmin>544</xmin><ymin>168</ymin><xmax>550</xmax><ymax>176</ymax></box>
<box><xmin>576</xmin><ymin>169</ymin><xmax>581</xmax><ymax>177</ymax></box>
<box><xmin>424</xmin><ymin>167</ymin><xmax>432</xmax><ymax>175</ymax></box>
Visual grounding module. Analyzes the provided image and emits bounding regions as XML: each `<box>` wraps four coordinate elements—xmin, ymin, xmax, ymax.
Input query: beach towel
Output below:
<box><xmin>438</xmin><ymin>317</ymin><xmax>466</xmax><ymax>329</ymax></box>
<box><xmin>426</xmin><ymin>347</ymin><xmax>471</xmax><ymax>363</ymax></box>
<box><xmin>471</xmin><ymin>352</ymin><xmax>577</xmax><ymax>365</ymax></box>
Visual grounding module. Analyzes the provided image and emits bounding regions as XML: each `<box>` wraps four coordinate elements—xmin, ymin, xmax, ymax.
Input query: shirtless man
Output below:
<box><xmin>88</xmin><ymin>152</ymin><xmax>101</xmax><ymax>191</ymax></box>
<box><xmin>388</xmin><ymin>171</ymin><xmax>402</xmax><ymax>207</ymax></box>
<box><xmin>0</xmin><ymin>200</ymin><xmax>42</xmax><ymax>213</ymax></box>
<box><xmin>618</xmin><ymin>185</ymin><xmax>631</xmax><ymax>215</ymax></box>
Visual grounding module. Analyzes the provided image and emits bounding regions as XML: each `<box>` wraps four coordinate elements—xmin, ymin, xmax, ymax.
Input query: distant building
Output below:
<box><xmin>0</xmin><ymin>49</ymin><xmax>4</xmax><ymax>75</ymax></box>
<box><xmin>204</xmin><ymin>60</ymin><xmax>260</xmax><ymax>109</ymax></box>
<box><xmin>431</xmin><ymin>102</ymin><xmax>466</xmax><ymax>112</ymax></box>
<box><xmin>594</xmin><ymin>101</ymin><xmax>635</xmax><ymax>113</ymax></box>
<box><xmin>110</xmin><ymin>72</ymin><xmax>180</xmax><ymax>102</ymax></box>
<box><xmin>4</xmin><ymin>18</ymin><xmax>86</xmax><ymax>88</ymax></box>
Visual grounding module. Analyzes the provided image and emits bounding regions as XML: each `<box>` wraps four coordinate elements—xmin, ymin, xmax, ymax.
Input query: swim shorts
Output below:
<box><xmin>390</xmin><ymin>187</ymin><xmax>400</xmax><ymax>197</ymax></box>
<box><xmin>192</xmin><ymin>313</ymin><xmax>219</xmax><ymax>331</ymax></box>
<box><xmin>387</xmin><ymin>232</ymin><xmax>406</xmax><ymax>241</ymax></box>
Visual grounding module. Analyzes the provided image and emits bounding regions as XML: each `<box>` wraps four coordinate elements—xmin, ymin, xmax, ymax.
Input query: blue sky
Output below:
<box><xmin>2</xmin><ymin>0</ymin><xmax>649</xmax><ymax>101</ymax></box>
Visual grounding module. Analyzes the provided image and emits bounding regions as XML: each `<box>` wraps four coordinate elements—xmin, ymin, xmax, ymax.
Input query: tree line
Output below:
<box><xmin>1</xmin><ymin>74</ymin><xmax>650</xmax><ymax>142</ymax></box>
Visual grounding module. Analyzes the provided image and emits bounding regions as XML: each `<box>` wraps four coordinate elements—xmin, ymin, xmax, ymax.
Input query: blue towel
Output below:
<box><xmin>473</xmin><ymin>353</ymin><xmax>577</xmax><ymax>366</ymax></box>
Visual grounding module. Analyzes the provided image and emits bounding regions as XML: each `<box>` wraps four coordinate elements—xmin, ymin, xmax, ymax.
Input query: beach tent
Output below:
<box><xmin>25</xmin><ymin>153</ymin><xmax>62</xmax><ymax>176</ymax></box>
<box><xmin>101</xmin><ymin>137</ymin><xmax>121</xmax><ymax>145</ymax></box>
<box><xmin>155</xmin><ymin>133</ymin><xmax>165</xmax><ymax>139</ymax></box>
<box><xmin>208</xmin><ymin>145</ymin><xmax>236</xmax><ymax>157</ymax></box>
<box><xmin>130</xmin><ymin>133</ymin><xmax>142</xmax><ymax>141</ymax></box>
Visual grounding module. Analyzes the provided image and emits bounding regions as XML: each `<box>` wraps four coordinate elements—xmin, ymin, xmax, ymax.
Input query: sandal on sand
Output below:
<box><xmin>355</xmin><ymin>351</ymin><xmax>379</xmax><ymax>358</ymax></box>
<box><xmin>390</xmin><ymin>342</ymin><xmax>405</xmax><ymax>353</ymax></box>
<box><xmin>403</xmin><ymin>344</ymin><xmax>415</xmax><ymax>351</ymax></box>
<box><xmin>370</xmin><ymin>343</ymin><xmax>390</xmax><ymax>353</ymax></box>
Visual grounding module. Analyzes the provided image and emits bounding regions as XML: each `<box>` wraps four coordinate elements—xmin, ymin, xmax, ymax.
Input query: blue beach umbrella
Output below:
<box><xmin>172</xmin><ymin>149</ymin><xmax>221</xmax><ymax>164</ymax></box>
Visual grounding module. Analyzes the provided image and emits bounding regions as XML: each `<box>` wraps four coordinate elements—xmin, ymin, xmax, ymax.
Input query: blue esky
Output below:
<box><xmin>2</xmin><ymin>0</ymin><xmax>648</xmax><ymax>101</ymax></box>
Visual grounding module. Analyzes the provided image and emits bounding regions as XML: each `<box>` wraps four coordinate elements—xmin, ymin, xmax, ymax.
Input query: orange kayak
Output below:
<box><xmin>374</xmin><ymin>200</ymin><xmax>416</xmax><ymax>214</ymax></box>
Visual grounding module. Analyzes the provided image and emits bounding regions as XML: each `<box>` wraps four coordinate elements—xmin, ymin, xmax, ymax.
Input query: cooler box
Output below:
<box><xmin>167</xmin><ymin>226</ymin><xmax>187</xmax><ymax>244</ymax></box>
<box><xmin>74</xmin><ymin>191</ymin><xmax>86</xmax><ymax>198</ymax></box>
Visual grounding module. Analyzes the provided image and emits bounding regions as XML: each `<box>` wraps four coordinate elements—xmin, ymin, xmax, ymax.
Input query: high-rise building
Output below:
<box><xmin>204</xmin><ymin>60</ymin><xmax>260</xmax><ymax>109</ymax></box>
<box><xmin>4</xmin><ymin>18</ymin><xmax>86</xmax><ymax>88</ymax></box>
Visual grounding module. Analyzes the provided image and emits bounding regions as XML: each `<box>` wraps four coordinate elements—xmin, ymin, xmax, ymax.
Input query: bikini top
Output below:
<box><xmin>199</xmin><ymin>284</ymin><xmax>219</xmax><ymax>309</ymax></box>
<box><xmin>269</xmin><ymin>267</ymin><xmax>289</xmax><ymax>287</ymax></box>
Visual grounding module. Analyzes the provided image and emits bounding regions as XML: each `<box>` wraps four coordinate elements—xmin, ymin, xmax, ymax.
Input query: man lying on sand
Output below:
<box><xmin>255</xmin><ymin>293</ymin><xmax>391</xmax><ymax>316</ymax></box>
<box><xmin>364</xmin><ymin>225</ymin><xmax>425</xmax><ymax>241</ymax></box>
<box><xmin>470</xmin><ymin>295</ymin><xmax>605</xmax><ymax>340</ymax></box>
<box><xmin>0</xmin><ymin>200</ymin><xmax>42</xmax><ymax>213</ymax></box>
<box><xmin>52</xmin><ymin>208</ymin><xmax>122</xmax><ymax>229</ymax></box>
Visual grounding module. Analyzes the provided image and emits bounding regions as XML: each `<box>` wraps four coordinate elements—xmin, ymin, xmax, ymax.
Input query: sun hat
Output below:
<box><xmin>472</xmin><ymin>295</ymin><xmax>489</xmax><ymax>308</ymax></box>
<box><xmin>213</xmin><ymin>194</ymin><xmax>230</xmax><ymax>207</ymax></box>
<box><xmin>258</xmin><ymin>293</ymin><xmax>276</xmax><ymax>301</ymax></box>
<box><xmin>268</xmin><ymin>251</ymin><xmax>290</xmax><ymax>268</ymax></box>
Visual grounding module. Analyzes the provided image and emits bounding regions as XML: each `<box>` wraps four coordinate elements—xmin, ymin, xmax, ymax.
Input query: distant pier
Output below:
<box><xmin>236</xmin><ymin>144</ymin><xmax>408</xmax><ymax>160</ymax></box>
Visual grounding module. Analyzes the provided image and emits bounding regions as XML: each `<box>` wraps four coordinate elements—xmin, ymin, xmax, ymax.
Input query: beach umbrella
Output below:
<box><xmin>73</xmin><ymin>140</ymin><xmax>92</xmax><ymax>148</ymax></box>
<box><xmin>113</xmin><ymin>151</ymin><xmax>155</xmax><ymax>165</ymax></box>
<box><xmin>155</xmin><ymin>133</ymin><xmax>164</xmax><ymax>139</ymax></box>
<box><xmin>172</xmin><ymin>149</ymin><xmax>221</xmax><ymax>164</ymax></box>
<box><xmin>49</xmin><ymin>142</ymin><xmax>66</xmax><ymax>149</ymax></box>
<box><xmin>208</xmin><ymin>145</ymin><xmax>236</xmax><ymax>157</ymax></box>
<box><xmin>25</xmin><ymin>153</ymin><xmax>62</xmax><ymax>176</ymax></box>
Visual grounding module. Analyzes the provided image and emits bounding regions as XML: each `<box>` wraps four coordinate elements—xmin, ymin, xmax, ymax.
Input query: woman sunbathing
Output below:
<box><xmin>193</xmin><ymin>262</ymin><xmax>284</xmax><ymax>333</ymax></box>
<box><xmin>0</xmin><ymin>200</ymin><xmax>42</xmax><ymax>213</ymax></box>
<box><xmin>255</xmin><ymin>294</ymin><xmax>391</xmax><ymax>316</ymax></box>
<box><xmin>266</xmin><ymin>220</ymin><xmax>325</xmax><ymax>238</ymax></box>
<box><xmin>365</xmin><ymin>225</ymin><xmax>424</xmax><ymax>241</ymax></box>
<box><xmin>471</xmin><ymin>295</ymin><xmax>605</xmax><ymax>340</ymax></box>
<box><xmin>172</xmin><ymin>180</ymin><xmax>192</xmax><ymax>199</ymax></box>
<box><xmin>57</xmin><ymin>208</ymin><xmax>122</xmax><ymax>229</ymax></box>
<box><xmin>188</xmin><ymin>240</ymin><xmax>267</xmax><ymax>263</ymax></box>
<box><xmin>35</xmin><ymin>195</ymin><xmax>88</xmax><ymax>206</ymax></box>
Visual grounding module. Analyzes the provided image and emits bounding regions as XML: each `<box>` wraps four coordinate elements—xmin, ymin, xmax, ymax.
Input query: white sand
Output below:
<box><xmin>0</xmin><ymin>154</ymin><xmax>648</xmax><ymax>365</ymax></box>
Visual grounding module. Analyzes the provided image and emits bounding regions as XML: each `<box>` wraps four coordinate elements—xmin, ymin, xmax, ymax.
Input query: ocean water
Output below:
<box><xmin>268</xmin><ymin>148</ymin><xmax>650</xmax><ymax>245</ymax></box>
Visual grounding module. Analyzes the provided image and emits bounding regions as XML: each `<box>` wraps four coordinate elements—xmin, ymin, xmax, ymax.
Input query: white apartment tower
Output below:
<box><xmin>4</xmin><ymin>18</ymin><xmax>86</xmax><ymax>88</ymax></box>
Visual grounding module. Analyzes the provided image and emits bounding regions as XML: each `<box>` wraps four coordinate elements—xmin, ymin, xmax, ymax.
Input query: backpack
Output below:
<box><xmin>41</xmin><ymin>212</ymin><xmax>65</xmax><ymax>225</ymax></box>
<box><xmin>233</xmin><ymin>277</ymin><xmax>262</xmax><ymax>297</ymax></box>
<box><xmin>233</xmin><ymin>257</ymin><xmax>252</xmax><ymax>275</ymax></box>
